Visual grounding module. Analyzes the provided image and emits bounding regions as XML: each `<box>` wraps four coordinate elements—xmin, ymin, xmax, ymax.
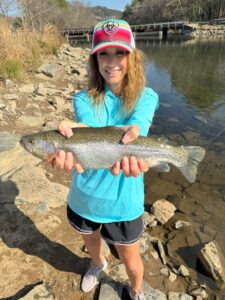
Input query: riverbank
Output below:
<box><xmin>187</xmin><ymin>23</ymin><xmax>225</xmax><ymax>38</ymax></box>
<box><xmin>0</xmin><ymin>44</ymin><xmax>225</xmax><ymax>300</ymax></box>
<box><xmin>0</xmin><ymin>20</ymin><xmax>63</xmax><ymax>80</ymax></box>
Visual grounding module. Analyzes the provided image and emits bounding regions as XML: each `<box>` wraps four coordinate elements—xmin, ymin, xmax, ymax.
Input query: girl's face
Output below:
<box><xmin>96</xmin><ymin>47</ymin><xmax>128</xmax><ymax>94</ymax></box>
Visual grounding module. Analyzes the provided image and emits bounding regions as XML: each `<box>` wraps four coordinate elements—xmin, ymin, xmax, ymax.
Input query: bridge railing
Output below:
<box><xmin>130</xmin><ymin>20</ymin><xmax>184</xmax><ymax>29</ymax></box>
<box><xmin>62</xmin><ymin>20</ymin><xmax>185</xmax><ymax>35</ymax></box>
<box><xmin>62</xmin><ymin>18</ymin><xmax>225</xmax><ymax>36</ymax></box>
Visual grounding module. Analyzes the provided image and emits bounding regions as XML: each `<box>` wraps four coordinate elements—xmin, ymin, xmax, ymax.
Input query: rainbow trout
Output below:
<box><xmin>20</xmin><ymin>126</ymin><xmax>205</xmax><ymax>183</ymax></box>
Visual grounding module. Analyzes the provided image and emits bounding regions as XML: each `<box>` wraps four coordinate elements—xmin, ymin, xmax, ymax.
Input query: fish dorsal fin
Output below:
<box><xmin>156</xmin><ymin>136</ymin><xmax>169</xmax><ymax>144</ymax></box>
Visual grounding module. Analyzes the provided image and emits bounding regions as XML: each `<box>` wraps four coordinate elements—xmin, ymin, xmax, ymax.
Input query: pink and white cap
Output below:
<box><xmin>91</xmin><ymin>19</ymin><xmax>135</xmax><ymax>55</ymax></box>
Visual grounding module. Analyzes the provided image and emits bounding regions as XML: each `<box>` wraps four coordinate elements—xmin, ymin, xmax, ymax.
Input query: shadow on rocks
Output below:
<box><xmin>177</xmin><ymin>244</ymin><xmax>218</xmax><ymax>290</ymax></box>
<box><xmin>0</xmin><ymin>180</ymin><xmax>87</xmax><ymax>275</ymax></box>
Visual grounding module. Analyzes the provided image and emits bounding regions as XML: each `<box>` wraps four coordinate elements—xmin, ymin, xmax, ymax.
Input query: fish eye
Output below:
<box><xmin>28</xmin><ymin>139</ymin><xmax>34</xmax><ymax>144</ymax></box>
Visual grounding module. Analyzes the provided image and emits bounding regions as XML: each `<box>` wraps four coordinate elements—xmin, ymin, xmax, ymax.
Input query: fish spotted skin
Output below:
<box><xmin>20</xmin><ymin>126</ymin><xmax>205</xmax><ymax>183</ymax></box>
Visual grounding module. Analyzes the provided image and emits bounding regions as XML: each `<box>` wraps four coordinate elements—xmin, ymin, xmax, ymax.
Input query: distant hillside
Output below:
<box><xmin>0</xmin><ymin>5</ymin><xmax>123</xmax><ymax>30</ymax></box>
<box><xmin>90</xmin><ymin>6</ymin><xmax>122</xmax><ymax>22</ymax></box>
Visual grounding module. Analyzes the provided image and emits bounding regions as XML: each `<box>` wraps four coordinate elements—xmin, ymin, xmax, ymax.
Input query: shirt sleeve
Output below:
<box><xmin>125</xmin><ymin>88</ymin><xmax>159</xmax><ymax>136</ymax></box>
<box><xmin>73</xmin><ymin>91</ymin><xmax>97</xmax><ymax>127</ymax></box>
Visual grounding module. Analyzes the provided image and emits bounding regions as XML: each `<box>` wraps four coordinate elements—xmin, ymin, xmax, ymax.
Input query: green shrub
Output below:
<box><xmin>0</xmin><ymin>21</ymin><xmax>63</xmax><ymax>81</ymax></box>
<box><xmin>29</xmin><ymin>47</ymin><xmax>42</xmax><ymax>68</ymax></box>
<box><xmin>0</xmin><ymin>58</ymin><xmax>24</xmax><ymax>80</ymax></box>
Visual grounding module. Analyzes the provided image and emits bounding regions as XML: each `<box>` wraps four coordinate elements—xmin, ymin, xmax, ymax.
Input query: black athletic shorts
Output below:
<box><xmin>67</xmin><ymin>205</ymin><xmax>144</xmax><ymax>245</ymax></box>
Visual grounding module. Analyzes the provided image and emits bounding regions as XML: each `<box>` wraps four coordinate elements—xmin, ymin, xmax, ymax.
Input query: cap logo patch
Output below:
<box><xmin>102</xmin><ymin>21</ymin><xmax>119</xmax><ymax>36</ymax></box>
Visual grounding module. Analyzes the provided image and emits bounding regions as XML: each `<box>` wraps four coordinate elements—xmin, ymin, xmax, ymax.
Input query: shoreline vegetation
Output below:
<box><xmin>0</xmin><ymin>0</ymin><xmax>224</xmax><ymax>81</ymax></box>
<box><xmin>0</xmin><ymin>44</ymin><xmax>225</xmax><ymax>299</ymax></box>
<box><xmin>0</xmin><ymin>20</ymin><xmax>63</xmax><ymax>80</ymax></box>
<box><xmin>1</xmin><ymin>18</ymin><xmax>225</xmax><ymax>81</ymax></box>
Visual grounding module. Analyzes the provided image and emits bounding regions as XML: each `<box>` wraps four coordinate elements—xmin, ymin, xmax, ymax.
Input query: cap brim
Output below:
<box><xmin>91</xmin><ymin>42</ymin><xmax>134</xmax><ymax>55</ymax></box>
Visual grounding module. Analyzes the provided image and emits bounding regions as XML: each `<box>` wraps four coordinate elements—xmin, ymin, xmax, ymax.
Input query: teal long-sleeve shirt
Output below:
<box><xmin>68</xmin><ymin>87</ymin><xmax>159</xmax><ymax>223</ymax></box>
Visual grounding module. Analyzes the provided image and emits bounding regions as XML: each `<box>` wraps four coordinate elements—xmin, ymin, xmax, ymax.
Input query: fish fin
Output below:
<box><xmin>0</xmin><ymin>132</ymin><xmax>18</xmax><ymax>153</ymax></box>
<box><xmin>149</xmin><ymin>161</ymin><xmax>170</xmax><ymax>172</ymax></box>
<box><xmin>178</xmin><ymin>146</ymin><xmax>205</xmax><ymax>183</ymax></box>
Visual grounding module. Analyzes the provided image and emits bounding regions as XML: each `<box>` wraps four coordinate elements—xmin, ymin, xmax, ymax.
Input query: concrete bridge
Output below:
<box><xmin>62</xmin><ymin>18</ymin><xmax>225</xmax><ymax>44</ymax></box>
<box><xmin>62</xmin><ymin>21</ymin><xmax>187</xmax><ymax>43</ymax></box>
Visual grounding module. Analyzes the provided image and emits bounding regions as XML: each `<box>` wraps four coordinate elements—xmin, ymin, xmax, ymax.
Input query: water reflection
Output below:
<box><xmin>139</xmin><ymin>38</ymin><xmax>225</xmax><ymax>110</ymax></box>
<box><xmin>138</xmin><ymin>38</ymin><xmax>225</xmax><ymax>298</ymax></box>
<box><xmin>76</xmin><ymin>38</ymin><xmax>225</xmax><ymax>297</ymax></box>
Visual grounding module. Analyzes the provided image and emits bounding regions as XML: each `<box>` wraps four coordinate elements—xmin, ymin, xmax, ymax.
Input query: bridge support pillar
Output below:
<box><xmin>85</xmin><ymin>33</ymin><xmax>90</xmax><ymax>42</ymax></box>
<box><xmin>159</xmin><ymin>31</ymin><xmax>163</xmax><ymax>39</ymax></box>
<box><xmin>162</xmin><ymin>28</ymin><xmax>168</xmax><ymax>37</ymax></box>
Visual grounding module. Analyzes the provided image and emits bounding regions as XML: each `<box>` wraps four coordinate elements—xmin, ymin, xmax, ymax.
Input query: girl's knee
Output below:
<box><xmin>123</xmin><ymin>256</ymin><xmax>143</xmax><ymax>273</ymax></box>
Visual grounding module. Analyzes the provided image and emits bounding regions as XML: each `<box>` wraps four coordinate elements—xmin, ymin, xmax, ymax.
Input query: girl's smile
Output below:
<box><xmin>97</xmin><ymin>47</ymin><xmax>128</xmax><ymax>95</ymax></box>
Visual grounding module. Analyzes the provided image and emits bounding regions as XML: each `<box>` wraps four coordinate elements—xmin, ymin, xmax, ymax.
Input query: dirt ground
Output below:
<box><xmin>1</xmin><ymin>47</ymin><xmax>225</xmax><ymax>299</ymax></box>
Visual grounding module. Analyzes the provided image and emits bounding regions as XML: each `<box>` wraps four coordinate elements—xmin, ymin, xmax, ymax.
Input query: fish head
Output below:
<box><xmin>20</xmin><ymin>134</ymin><xmax>56</xmax><ymax>160</ymax></box>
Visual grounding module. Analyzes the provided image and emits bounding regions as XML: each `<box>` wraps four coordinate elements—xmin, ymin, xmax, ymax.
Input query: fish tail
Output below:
<box><xmin>0</xmin><ymin>132</ymin><xmax>18</xmax><ymax>153</ymax></box>
<box><xmin>178</xmin><ymin>146</ymin><xmax>205</xmax><ymax>183</ymax></box>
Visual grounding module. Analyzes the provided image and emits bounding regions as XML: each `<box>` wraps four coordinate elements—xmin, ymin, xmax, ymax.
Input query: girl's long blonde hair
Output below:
<box><xmin>87</xmin><ymin>49</ymin><xmax>145</xmax><ymax>114</ymax></box>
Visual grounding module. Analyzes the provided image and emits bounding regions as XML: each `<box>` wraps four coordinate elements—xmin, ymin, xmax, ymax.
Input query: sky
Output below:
<box><xmin>7</xmin><ymin>0</ymin><xmax>132</xmax><ymax>17</ymax></box>
<box><xmin>88</xmin><ymin>0</ymin><xmax>131</xmax><ymax>11</ymax></box>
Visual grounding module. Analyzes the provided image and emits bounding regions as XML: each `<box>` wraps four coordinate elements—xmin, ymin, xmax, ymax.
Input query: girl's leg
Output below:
<box><xmin>115</xmin><ymin>240</ymin><xmax>143</xmax><ymax>293</ymax></box>
<box><xmin>82</xmin><ymin>229</ymin><xmax>104</xmax><ymax>266</ymax></box>
<box><xmin>81</xmin><ymin>230</ymin><xmax>108</xmax><ymax>292</ymax></box>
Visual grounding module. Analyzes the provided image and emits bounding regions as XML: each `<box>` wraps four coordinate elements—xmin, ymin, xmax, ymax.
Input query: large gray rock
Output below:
<box><xmin>143</xmin><ymin>211</ymin><xmax>157</xmax><ymax>228</ymax></box>
<box><xmin>3</xmin><ymin>94</ymin><xmax>19</xmax><ymax>100</ymax></box>
<box><xmin>151</xmin><ymin>199</ymin><xmax>176</xmax><ymax>224</ymax></box>
<box><xmin>168</xmin><ymin>292</ymin><xmax>193</xmax><ymax>300</ymax></box>
<box><xmin>18</xmin><ymin>83</ymin><xmax>35</xmax><ymax>94</ymax></box>
<box><xmin>198</xmin><ymin>241</ymin><xmax>225</xmax><ymax>285</ymax></box>
<box><xmin>20</xmin><ymin>282</ymin><xmax>55</xmax><ymax>299</ymax></box>
<box><xmin>0</xmin><ymin>144</ymin><xmax>68</xmax><ymax>208</ymax></box>
<box><xmin>0</xmin><ymin>143</ymin><xmax>33</xmax><ymax>181</ymax></box>
<box><xmin>98</xmin><ymin>282</ymin><xmax>123</xmax><ymax>300</ymax></box>
<box><xmin>37</xmin><ymin>63</ymin><xmax>62</xmax><ymax>78</ymax></box>
<box><xmin>13</xmin><ymin>163</ymin><xmax>68</xmax><ymax>208</ymax></box>
<box><xmin>143</xmin><ymin>281</ymin><xmax>167</xmax><ymax>300</ymax></box>
<box><xmin>15</xmin><ymin>116</ymin><xmax>45</xmax><ymax>127</ymax></box>
<box><xmin>0</xmin><ymin>132</ymin><xmax>18</xmax><ymax>153</ymax></box>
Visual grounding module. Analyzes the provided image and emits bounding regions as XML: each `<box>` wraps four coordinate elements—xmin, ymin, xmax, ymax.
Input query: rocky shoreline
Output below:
<box><xmin>0</xmin><ymin>44</ymin><xmax>225</xmax><ymax>300</ymax></box>
<box><xmin>189</xmin><ymin>23</ymin><xmax>225</xmax><ymax>37</ymax></box>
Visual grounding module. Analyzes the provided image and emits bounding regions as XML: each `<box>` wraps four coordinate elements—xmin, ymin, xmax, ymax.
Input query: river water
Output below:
<box><xmin>139</xmin><ymin>37</ymin><xmax>225</xmax><ymax>297</ymax></box>
<box><xmin>74</xmin><ymin>38</ymin><xmax>225</xmax><ymax>297</ymax></box>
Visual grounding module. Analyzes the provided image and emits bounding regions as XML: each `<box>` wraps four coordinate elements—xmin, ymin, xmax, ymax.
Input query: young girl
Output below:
<box><xmin>55</xmin><ymin>19</ymin><xmax>159</xmax><ymax>300</ymax></box>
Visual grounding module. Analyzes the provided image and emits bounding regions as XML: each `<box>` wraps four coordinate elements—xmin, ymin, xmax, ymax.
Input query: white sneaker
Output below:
<box><xmin>81</xmin><ymin>258</ymin><xmax>108</xmax><ymax>292</ymax></box>
<box><xmin>129</xmin><ymin>287</ymin><xmax>146</xmax><ymax>300</ymax></box>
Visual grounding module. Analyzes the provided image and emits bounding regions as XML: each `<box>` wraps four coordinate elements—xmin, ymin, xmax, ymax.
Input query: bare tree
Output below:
<box><xmin>0</xmin><ymin>0</ymin><xmax>17</xmax><ymax>17</ymax></box>
<box><xmin>123</xmin><ymin>0</ymin><xmax>225</xmax><ymax>23</ymax></box>
<box><xmin>16</xmin><ymin>0</ymin><xmax>95</xmax><ymax>31</ymax></box>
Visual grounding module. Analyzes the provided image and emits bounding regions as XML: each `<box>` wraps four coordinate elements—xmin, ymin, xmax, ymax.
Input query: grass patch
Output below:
<box><xmin>0</xmin><ymin>20</ymin><xmax>63</xmax><ymax>80</ymax></box>
<box><xmin>0</xmin><ymin>58</ymin><xmax>24</xmax><ymax>80</ymax></box>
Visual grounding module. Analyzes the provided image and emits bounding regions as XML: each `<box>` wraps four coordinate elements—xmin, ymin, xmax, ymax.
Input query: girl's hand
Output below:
<box><xmin>52</xmin><ymin>120</ymin><xmax>87</xmax><ymax>173</ymax></box>
<box><xmin>110</xmin><ymin>125</ymin><xmax>149</xmax><ymax>177</ymax></box>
